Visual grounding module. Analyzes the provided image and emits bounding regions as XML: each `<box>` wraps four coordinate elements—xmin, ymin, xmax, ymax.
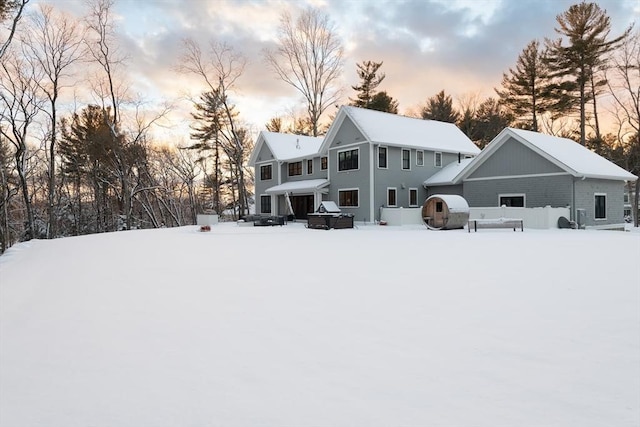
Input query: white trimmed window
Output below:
<box><xmin>499</xmin><ymin>194</ymin><xmax>525</xmax><ymax>207</ymax></box>
<box><xmin>321</xmin><ymin>156</ymin><xmax>328</xmax><ymax>170</ymax></box>
<box><xmin>338</xmin><ymin>188</ymin><xmax>359</xmax><ymax>207</ymax></box>
<box><xmin>402</xmin><ymin>149</ymin><xmax>411</xmax><ymax>170</ymax></box>
<box><xmin>260</xmin><ymin>195</ymin><xmax>271</xmax><ymax>214</ymax></box>
<box><xmin>338</xmin><ymin>148</ymin><xmax>359</xmax><ymax>171</ymax></box>
<box><xmin>260</xmin><ymin>164</ymin><xmax>272</xmax><ymax>180</ymax></box>
<box><xmin>378</xmin><ymin>146</ymin><xmax>388</xmax><ymax>168</ymax></box>
<box><xmin>416</xmin><ymin>150</ymin><xmax>424</xmax><ymax>166</ymax></box>
<box><xmin>288</xmin><ymin>161</ymin><xmax>302</xmax><ymax>176</ymax></box>
<box><xmin>434</xmin><ymin>152</ymin><xmax>442</xmax><ymax>168</ymax></box>
<box><xmin>595</xmin><ymin>193</ymin><xmax>606</xmax><ymax>219</ymax></box>
<box><xmin>307</xmin><ymin>159</ymin><xmax>313</xmax><ymax>175</ymax></box>
<box><xmin>409</xmin><ymin>188</ymin><xmax>418</xmax><ymax>207</ymax></box>
<box><xmin>387</xmin><ymin>188</ymin><xmax>397</xmax><ymax>207</ymax></box>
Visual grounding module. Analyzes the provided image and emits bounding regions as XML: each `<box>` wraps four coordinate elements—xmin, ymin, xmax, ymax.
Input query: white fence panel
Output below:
<box><xmin>469</xmin><ymin>206</ymin><xmax>570</xmax><ymax>229</ymax></box>
<box><xmin>380</xmin><ymin>207</ymin><xmax>423</xmax><ymax>226</ymax></box>
<box><xmin>197</xmin><ymin>214</ymin><xmax>219</xmax><ymax>225</ymax></box>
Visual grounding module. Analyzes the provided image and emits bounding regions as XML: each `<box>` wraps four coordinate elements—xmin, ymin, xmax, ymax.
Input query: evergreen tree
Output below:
<box><xmin>545</xmin><ymin>2</ymin><xmax>629</xmax><ymax>145</ymax></box>
<box><xmin>190</xmin><ymin>90</ymin><xmax>229</xmax><ymax>215</ymax></box>
<box><xmin>350</xmin><ymin>60</ymin><xmax>385</xmax><ymax>108</ymax></box>
<box><xmin>369</xmin><ymin>91</ymin><xmax>398</xmax><ymax>114</ymax></box>
<box><xmin>496</xmin><ymin>40</ymin><xmax>550</xmax><ymax>131</ymax></box>
<box><xmin>421</xmin><ymin>90</ymin><xmax>460</xmax><ymax>123</ymax></box>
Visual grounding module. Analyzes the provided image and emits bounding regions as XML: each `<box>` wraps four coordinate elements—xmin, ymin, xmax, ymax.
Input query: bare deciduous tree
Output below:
<box><xmin>177</xmin><ymin>38</ymin><xmax>251</xmax><ymax>218</ymax></box>
<box><xmin>264</xmin><ymin>7</ymin><xmax>344</xmax><ymax>137</ymax></box>
<box><xmin>0</xmin><ymin>50</ymin><xmax>45</xmax><ymax>240</ymax></box>
<box><xmin>606</xmin><ymin>29</ymin><xmax>640</xmax><ymax>226</ymax></box>
<box><xmin>0</xmin><ymin>0</ymin><xmax>29</xmax><ymax>60</ymax></box>
<box><xmin>23</xmin><ymin>4</ymin><xmax>86</xmax><ymax>238</ymax></box>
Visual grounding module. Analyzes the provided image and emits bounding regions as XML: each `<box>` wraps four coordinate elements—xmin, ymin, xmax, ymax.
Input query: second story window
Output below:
<box><xmin>321</xmin><ymin>156</ymin><xmax>328</xmax><ymax>170</ymax></box>
<box><xmin>307</xmin><ymin>159</ymin><xmax>313</xmax><ymax>175</ymax></box>
<box><xmin>260</xmin><ymin>164</ymin><xmax>272</xmax><ymax>180</ymax></box>
<box><xmin>402</xmin><ymin>149</ymin><xmax>410</xmax><ymax>170</ymax></box>
<box><xmin>288</xmin><ymin>161</ymin><xmax>302</xmax><ymax>176</ymax></box>
<box><xmin>338</xmin><ymin>148</ymin><xmax>359</xmax><ymax>171</ymax></box>
<box><xmin>378</xmin><ymin>146</ymin><xmax>387</xmax><ymax>168</ymax></box>
<box><xmin>416</xmin><ymin>150</ymin><xmax>424</xmax><ymax>166</ymax></box>
<box><xmin>435</xmin><ymin>152</ymin><xmax>442</xmax><ymax>168</ymax></box>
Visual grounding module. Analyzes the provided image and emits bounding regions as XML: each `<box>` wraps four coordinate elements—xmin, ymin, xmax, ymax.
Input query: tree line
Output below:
<box><xmin>0</xmin><ymin>1</ymin><xmax>638</xmax><ymax>253</ymax></box>
<box><xmin>0</xmin><ymin>0</ymin><xmax>254</xmax><ymax>253</ymax></box>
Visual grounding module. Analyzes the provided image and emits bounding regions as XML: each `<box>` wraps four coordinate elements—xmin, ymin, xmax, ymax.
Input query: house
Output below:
<box><xmin>319</xmin><ymin>106</ymin><xmax>480</xmax><ymax>222</ymax></box>
<box><xmin>248</xmin><ymin>131</ymin><xmax>327</xmax><ymax>220</ymax></box>
<box><xmin>424</xmin><ymin>127</ymin><xmax>637</xmax><ymax>229</ymax></box>
<box><xmin>249</xmin><ymin>106</ymin><xmax>481</xmax><ymax>221</ymax></box>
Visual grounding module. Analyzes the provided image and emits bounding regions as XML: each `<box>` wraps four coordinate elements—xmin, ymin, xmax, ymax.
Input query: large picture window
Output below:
<box><xmin>499</xmin><ymin>194</ymin><xmax>525</xmax><ymax>207</ymax></box>
<box><xmin>378</xmin><ymin>146</ymin><xmax>387</xmax><ymax>168</ymax></box>
<box><xmin>338</xmin><ymin>149</ymin><xmax>359</xmax><ymax>171</ymax></box>
<box><xmin>339</xmin><ymin>189</ymin><xmax>359</xmax><ymax>207</ymax></box>
<box><xmin>260</xmin><ymin>164</ymin><xmax>272</xmax><ymax>180</ymax></box>
<box><xmin>402</xmin><ymin>149</ymin><xmax>410</xmax><ymax>170</ymax></box>
<box><xmin>288</xmin><ymin>161</ymin><xmax>302</xmax><ymax>176</ymax></box>
<box><xmin>595</xmin><ymin>194</ymin><xmax>606</xmax><ymax>219</ymax></box>
<box><xmin>260</xmin><ymin>195</ymin><xmax>271</xmax><ymax>214</ymax></box>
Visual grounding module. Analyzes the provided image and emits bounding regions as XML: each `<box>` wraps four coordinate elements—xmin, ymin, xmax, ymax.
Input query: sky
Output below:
<box><xmin>22</xmin><ymin>0</ymin><xmax>640</xmax><ymax>144</ymax></box>
<box><xmin>1</xmin><ymin>222</ymin><xmax>639</xmax><ymax>425</ymax></box>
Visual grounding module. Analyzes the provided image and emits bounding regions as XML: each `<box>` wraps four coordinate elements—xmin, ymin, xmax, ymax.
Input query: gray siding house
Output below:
<box><xmin>248</xmin><ymin>106</ymin><xmax>480</xmax><ymax>222</ymax></box>
<box><xmin>425</xmin><ymin>128</ymin><xmax>637</xmax><ymax>229</ymax></box>
<box><xmin>248</xmin><ymin>132</ymin><xmax>326</xmax><ymax>219</ymax></box>
<box><xmin>319</xmin><ymin>106</ymin><xmax>481</xmax><ymax>222</ymax></box>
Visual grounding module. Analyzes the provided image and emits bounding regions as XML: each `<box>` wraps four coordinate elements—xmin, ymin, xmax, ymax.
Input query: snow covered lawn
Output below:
<box><xmin>1</xmin><ymin>223</ymin><xmax>639</xmax><ymax>426</ymax></box>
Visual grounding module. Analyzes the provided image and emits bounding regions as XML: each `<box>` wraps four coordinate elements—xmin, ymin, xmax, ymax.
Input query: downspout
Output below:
<box><xmin>370</xmin><ymin>143</ymin><xmax>375</xmax><ymax>224</ymax></box>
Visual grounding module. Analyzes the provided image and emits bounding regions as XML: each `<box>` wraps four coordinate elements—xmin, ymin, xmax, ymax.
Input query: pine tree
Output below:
<box><xmin>421</xmin><ymin>90</ymin><xmax>460</xmax><ymax>123</ymax></box>
<box><xmin>545</xmin><ymin>2</ymin><xmax>629</xmax><ymax>145</ymax></box>
<box><xmin>369</xmin><ymin>91</ymin><xmax>398</xmax><ymax>114</ymax></box>
<box><xmin>350</xmin><ymin>60</ymin><xmax>385</xmax><ymax>108</ymax></box>
<box><xmin>496</xmin><ymin>40</ymin><xmax>550</xmax><ymax>132</ymax></box>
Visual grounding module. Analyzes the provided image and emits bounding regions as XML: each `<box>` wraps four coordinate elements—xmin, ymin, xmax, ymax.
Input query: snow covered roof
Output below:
<box><xmin>461</xmin><ymin>128</ymin><xmax>637</xmax><ymax>182</ymax></box>
<box><xmin>317</xmin><ymin>201</ymin><xmax>340</xmax><ymax>213</ymax></box>
<box><xmin>248</xmin><ymin>131</ymin><xmax>324</xmax><ymax>166</ymax></box>
<box><xmin>426</xmin><ymin>194</ymin><xmax>470</xmax><ymax>212</ymax></box>
<box><xmin>321</xmin><ymin>106</ymin><xmax>481</xmax><ymax>155</ymax></box>
<box><xmin>423</xmin><ymin>158</ymin><xmax>475</xmax><ymax>186</ymax></box>
<box><xmin>265</xmin><ymin>179</ymin><xmax>329</xmax><ymax>195</ymax></box>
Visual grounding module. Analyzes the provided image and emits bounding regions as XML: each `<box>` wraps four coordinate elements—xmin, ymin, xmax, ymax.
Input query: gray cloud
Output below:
<box><xmin>25</xmin><ymin>0</ymin><xmax>640</xmax><ymax>138</ymax></box>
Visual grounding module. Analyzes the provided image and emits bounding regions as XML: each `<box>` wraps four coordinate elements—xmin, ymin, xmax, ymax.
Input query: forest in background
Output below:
<box><xmin>0</xmin><ymin>0</ymin><xmax>638</xmax><ymax>253</ymax></box>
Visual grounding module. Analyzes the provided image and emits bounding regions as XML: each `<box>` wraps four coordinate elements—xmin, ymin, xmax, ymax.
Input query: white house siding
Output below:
<box><xmin>464</xmin><ymin>175</ymin><xmax>574</xmax><ymax>208</ymax></box>
<box><xmin>573</xmin><ymin>178</ymin><xmax>626</xmax><ymax>228</ymax></box>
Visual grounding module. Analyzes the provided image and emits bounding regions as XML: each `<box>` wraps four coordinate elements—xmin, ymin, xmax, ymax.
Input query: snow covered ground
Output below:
<box><xmin>1</xmin><ymin>223</ymin><xmax>639</xmax><ymax>427</ymax></box>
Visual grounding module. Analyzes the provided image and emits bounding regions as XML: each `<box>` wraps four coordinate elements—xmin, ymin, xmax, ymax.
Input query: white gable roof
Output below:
<box><xmin>249</xmin><ymin>131</ymin><xmax>324</xmax><ymax>166</ymax></box>
<box><xmin>461</xmin><ymin>128</ymin><xmax>637</xmax><ymax>182</ymax></box>
<box><xmin>423</xmin><ymin>158</ymin><xmax>474</xmax><ymax>186</ymax></box>
<box><xmin>321</xmin><ymin>106</ymin><xmax>480</xmax><ymax>155</ymax></box>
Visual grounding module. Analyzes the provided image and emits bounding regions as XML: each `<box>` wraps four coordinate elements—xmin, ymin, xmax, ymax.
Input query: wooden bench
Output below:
<box><xmin>468</xmin><ymin>218</ymin><xmax>523</xmax><ymax>232</ymax></box>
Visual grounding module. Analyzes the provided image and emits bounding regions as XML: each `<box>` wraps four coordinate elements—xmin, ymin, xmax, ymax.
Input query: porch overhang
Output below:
<box><xmin>265</xmin><ymin>179</ymin><xmax>330</xmax><ymax>195</ymax></box>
